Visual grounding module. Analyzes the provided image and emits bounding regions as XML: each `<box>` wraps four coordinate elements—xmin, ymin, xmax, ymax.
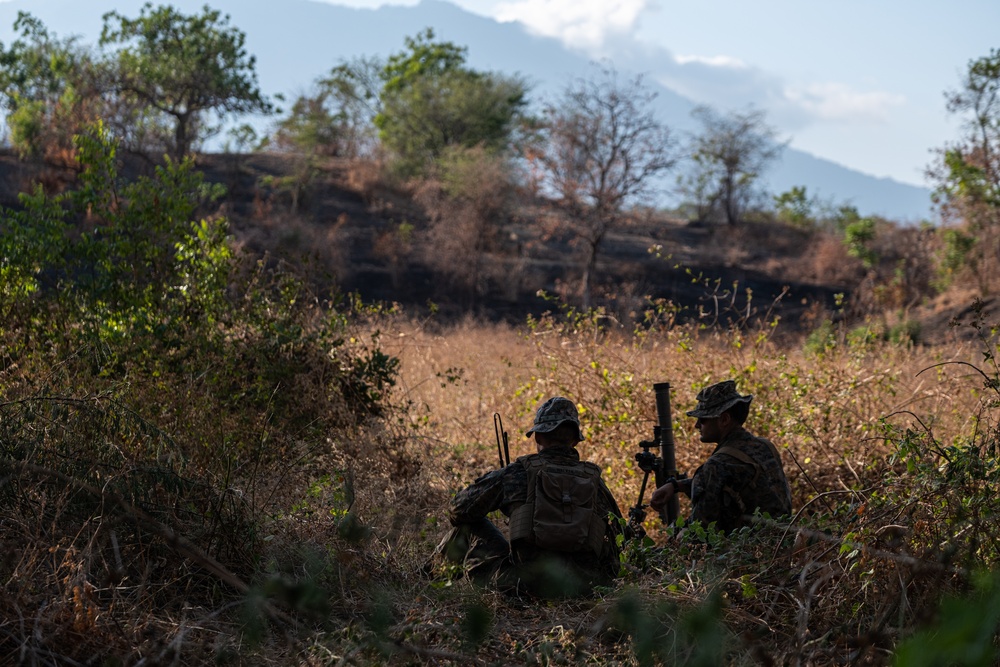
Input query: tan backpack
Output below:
<box><xmin>508</xmin><ymin>455</ymin><xmax>607</xmax><ymax>556</ymax></box>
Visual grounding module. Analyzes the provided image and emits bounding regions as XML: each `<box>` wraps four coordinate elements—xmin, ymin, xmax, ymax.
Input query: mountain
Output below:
<box><xmin>0</xmin><ymin>0</ymin><xmax>934</xmax><ymax>222</ymax></box>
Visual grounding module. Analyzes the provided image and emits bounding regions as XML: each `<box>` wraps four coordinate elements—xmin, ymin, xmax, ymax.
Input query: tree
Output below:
<box><xmin>772</xmin><ymin>186</ymin><xmax>815</xmax><ymax>227</ymax></box>
<box><xmin>680</xmin><ymin>105</ymin><xmax>784</xmax><ymax>225</ymax></box>
<box><xmin>930</xmin><ymin>48</ymin><xmax>1000</xmax><ymax>293</ymax></box>
<box><xmin>100</xmin><ymin>2</ymin><xmax>272</xmax><ymax>159</ymax></box>
<box><xmin>0</xmin><ymin>12</ymin><xmax>108</xmax><ymax>163</ymax></box>
<box><xmin>531</xmin><ymin>65</ymin><xmax>678</xmax><ymax>308</ymax></box>
<box><xmin>270</xmin><ymin>55</ymin><xmax>384</xmax><ymax>159</ymax></box>
<box><xmin>373</xmin><ymin>28</ymin><xmax>528</xmax><ymax>176</ymax></box>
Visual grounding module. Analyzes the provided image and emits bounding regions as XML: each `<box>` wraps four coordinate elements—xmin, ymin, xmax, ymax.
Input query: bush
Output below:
<box><xmin>0</xmin><ymin>125</ymin><xmax>405</xmax><ymax>663</ymax></box>
<box><xmin>888</xmin><ymin>319</ymin><xmax>921</xmax><ymax>346</ymax></box>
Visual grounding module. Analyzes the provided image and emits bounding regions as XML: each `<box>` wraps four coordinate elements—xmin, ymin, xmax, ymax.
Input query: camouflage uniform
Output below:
<box><xmin>689</xmin><ymin>427</ymin><xmax>792</xmax><ymax>533</ymax></box>
<box><xmin>441</xmin><ymin>397</ymin><xmax>625</xmax><ymax>596</ymax></box>
<box><xmin>684</xmin><ymin>380</ymin><xmax>792</xmax><ymax>533</ymax></box>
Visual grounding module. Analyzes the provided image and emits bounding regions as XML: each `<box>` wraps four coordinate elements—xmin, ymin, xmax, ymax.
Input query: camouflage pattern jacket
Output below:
<box><xmin>689</xmin><ymin>427</ymin><xmax>792</xmax><ymax>533</ymax></box>
<box><xmin>449</xmin><ymin>446</ymin><xmax>625</xmax><ymax>573</ymax></box>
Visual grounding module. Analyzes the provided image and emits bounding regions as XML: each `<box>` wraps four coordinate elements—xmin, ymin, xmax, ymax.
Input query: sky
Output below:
<box><xmin>313</xmin><ymin>0</ymin><xmax>999</xmax><ymax>189</ymax></box>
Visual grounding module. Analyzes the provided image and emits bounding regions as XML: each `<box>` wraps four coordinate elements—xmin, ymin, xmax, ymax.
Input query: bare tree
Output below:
<box><xmin>680</xmin><ymin>105</ymin><xmax>784</xmax><ymax>225</ymax></box>
<box><xmin>531</xmin><ymin>65</ymin><xmax>679</xmax><ymax>309</ymax></box>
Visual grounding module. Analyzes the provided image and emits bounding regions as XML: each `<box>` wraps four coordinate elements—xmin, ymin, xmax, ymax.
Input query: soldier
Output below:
<box><xmin>440</xmin><ymin>396</ymin><xmax>626</xmax><ymax>597</ymax></box>
<box><xmin>649</xmin><ymin>380</ymin><xmax>792</xmax><ymax>533</ymax></box>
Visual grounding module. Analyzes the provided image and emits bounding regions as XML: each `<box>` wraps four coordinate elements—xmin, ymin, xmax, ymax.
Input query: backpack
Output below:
<box><xmin>508</xmin><ymin>455</ymin><xmax>607</xmax><ymax>557</ymax></box>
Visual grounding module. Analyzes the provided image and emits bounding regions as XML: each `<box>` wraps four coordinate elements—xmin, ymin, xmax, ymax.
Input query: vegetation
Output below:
<box><xmin>2</xmin><ymin>5</ymin><xmax>1000</xmax><ymax>665</ymax></box>
<box><xmin>0</xmin><ymin>3</ymin><xmax>271</xmax><ymax>163</ymax></box>
<box><xmin>529</xmin><ymin>65</ymin><xmax>679</xmax><ymax>308</ymax></box>
<box><xmin>679</xmin><ymin>105</ymin><xmax>784</xmax><ymax>225</ymax></box>
<box><xmin>99</xmin><ymin>2</ymin><xmax>272</xmax><ymax>159</ymax></box>
<box><xmin>931</xmin><ymin>48</ymin><xmax>1000</xmax><ymax>295</ymax></box>
<box><xmin>373</xmin><ymin>28</ymin><xmax>528</xmax><ymax>177</ymax></box>
<box><xmin>0</xmin><ymin>12</ymin><xmax>106</xmax><ymax>163</ymax></box>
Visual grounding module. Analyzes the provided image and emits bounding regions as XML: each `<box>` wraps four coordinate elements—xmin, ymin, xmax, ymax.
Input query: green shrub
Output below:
<box><xmin>804</xmin><ymin>318</ymin><xmax>837</xmax><ymax>356</ymax></box>
<box><xmin>888</xmin><ymin>319</ymin><xmax>921</xmax><ymax>346</ymax></box>
<box><xmin>0</xmin><ymin>124</ymin><xmax>402</xmax><ymax>663</ymax></box>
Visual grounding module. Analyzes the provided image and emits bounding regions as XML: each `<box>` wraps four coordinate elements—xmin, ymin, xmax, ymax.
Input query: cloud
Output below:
<box><xmin>673</xmin><ymin>54</ymin><xmax>748</xmax><ymax>69</ymax></box>
<box><xmin>493</xmin><ymin>0</ymin><xmax>653</xmax><ymax>50</ymax></box>
<box><xmin>644</xmin><ymin>52</ymin><xmax>903</xmax><ymax>130</ymax></box>
<box><xmin>784</xmin><ymin>83</ymin><xmax>905</xmax><ymax>123</ymax></box>
<box><xmin>477</xmin><ymin>0</ymin><xmax>905</xmax><ymax>137</ymax></box>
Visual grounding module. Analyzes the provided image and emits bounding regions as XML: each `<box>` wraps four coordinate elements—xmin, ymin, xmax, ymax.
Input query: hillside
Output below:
<box><xmin>2</xmin><ymin>148</ymin><xmax>965</xmax><ymax>344</ymax></box>
<box><xmin>190</xmin><ymin>153</ymin><xmax>844</xmax><ymax>330</ymax></box>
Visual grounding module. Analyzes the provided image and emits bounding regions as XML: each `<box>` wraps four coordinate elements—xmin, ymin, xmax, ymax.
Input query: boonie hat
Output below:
<box><xmin>685</xmin><ymin>380</ymin><xmax>752</xmax><ymax>419</ymax></box>
<box><xmin>525</xmin><ymin>396</ymin><xmax>584</xmax><ymax>441</ymax></box>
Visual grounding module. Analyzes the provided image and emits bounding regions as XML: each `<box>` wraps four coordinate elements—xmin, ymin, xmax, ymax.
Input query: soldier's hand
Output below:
<box><xmin>649</xmin><ymin>480</ymin><xmax>677</xmax><ymax>513</ymax></box>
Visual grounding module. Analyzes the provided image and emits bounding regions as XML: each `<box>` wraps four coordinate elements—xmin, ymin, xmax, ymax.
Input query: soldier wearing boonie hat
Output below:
<box><xmin>525</xmin><ymin>396</ymin><xmax>584</xmax><ymax>441</ymax></box>
<box><xmin>650</xmin><ymin>380</ymin><xmax>792</xmax><ymax>533</ymax></box>
<box><xmin>685</xmin><ymin>380</ymin><xmax>753</xmax><ymax>419</ymax></box>
<box><xmin>435</xmin><ymin>395</ymin><xmax>625</xmax><ymax>598</ymax></box>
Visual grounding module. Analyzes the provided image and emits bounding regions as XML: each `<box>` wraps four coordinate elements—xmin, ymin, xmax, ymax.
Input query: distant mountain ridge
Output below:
<box><xmin>0</xmin><ymin>0</ymin><xmax>934</xmax><ymax>222</ymax></box>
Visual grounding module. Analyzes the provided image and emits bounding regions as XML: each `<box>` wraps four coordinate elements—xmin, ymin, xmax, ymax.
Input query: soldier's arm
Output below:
<box><xmin>448</xmin><ymin>469</ymin><xmax>505</xmax><ymax>526</ymax></box>
<box><xmin>688</xmin><ymin>460</ymin><xmax>727</xmax><ymax>527</ymax></box>
<box><xmin>690</xmin><ymin>456</ymin><xmax>755</xmax><ymax>531</ymax></box>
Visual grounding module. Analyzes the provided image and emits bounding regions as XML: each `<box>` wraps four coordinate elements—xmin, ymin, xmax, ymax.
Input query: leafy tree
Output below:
<box><xmin>772</xmin><ymin>185</ymin><xmax>815</xmax><ymax>227</ymax></box>
<box><xmin>843</xmin><ymin>215</ymin><xmax>878</xmax><ymax>268</ymax></box>
<box><xmin>270</xmin><ymin>30</ymin><xmax>526</xmax><ymax>177</ymax></box>
<box><xmin>0</xmin><ymin>12</ymin><xmax>107</xmax><ymax>162</ymax></box>
<box><xmin>373</xmin><ymin>28</ymin><xmax>528</xmax><ymax>176</ymax></box>
<box><xmin>680</xmin><ymin>105</ymin><xmax>784</xmax><ymax>225</ymax></box>
<box><xmin>530</xmin><ymin>65</ymin><xmax>678</xmax><ymax>308</ymax></box>
<box><xmin>99</xmin><ymin>2</ymin><xmax>272</xmax><ymax>159</ymax></box>
<box><xmin>320</xmin><ymin>56</ymin><xmax>384</xmax><ymax>158</ymax></box>
<box><xmin>931</xmin><ymin>48</ymin><xmax>1000</xmax><ymax>292</ymax></box>
<box><xmin>270</xmin><ymin>55</ymin><xmax>383</xmax><ymax>159</ymax></box>
<box><xmin>935</xmin><ymin>227</ymin><xmax>976</xmax><ymax>290</ymax></box>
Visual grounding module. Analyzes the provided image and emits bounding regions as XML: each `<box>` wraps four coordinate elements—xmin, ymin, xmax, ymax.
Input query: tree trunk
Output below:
<box><xmin>174</xmin><ymin>113</ymin><xmax>190</xmax><ymax>160</ymax></box>
<box><xmin>581</xmin><ymin>240</ymin><xmax>599</xmax><ymax>310</ymax></box>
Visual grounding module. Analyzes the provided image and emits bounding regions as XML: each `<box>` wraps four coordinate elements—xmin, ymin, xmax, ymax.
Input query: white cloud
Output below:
<box><xmin>673</xmin><ymin>54</ymin><xmax>747</xmax><ymax>69</ymax></box>
<box><xmin>650</xmin><ymin>52</ymin><xmax>905</xmax><ymax>130</ymax></box>
<box><xmin>784</xmin><ymin>83</ymin><xmax>905</xmax><ymax>123</ymax></box>
<box><xmin>493</xmin><ymin>0</ymin><xmax>652</xmax><ymax>50</ymax></box>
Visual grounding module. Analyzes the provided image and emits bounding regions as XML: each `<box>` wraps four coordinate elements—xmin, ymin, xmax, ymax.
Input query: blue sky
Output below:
<box><xmin>317</xmin><ymin>0</ymin><xmax>999</xmax><ymax>189</ymax></box>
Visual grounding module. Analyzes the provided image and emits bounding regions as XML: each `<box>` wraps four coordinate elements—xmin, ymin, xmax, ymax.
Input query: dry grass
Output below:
<box><xmin>312</xmin><ymin>304</ymin><xmax>993</xmax><ymax>665</ymax></box>
<box><xmin>3</xmin><ymin>299</ymin><xmax>995</xmax><ymax>665</ymax></box>
<box><xmin>382</xmin><ymin>312</ymin><xmax>976</xmax><ymax>514</ymax></box>
<box><xmin>3</xmin><ymin>204</ymin><xmax>997</xmax><ymax>665</ymax></box>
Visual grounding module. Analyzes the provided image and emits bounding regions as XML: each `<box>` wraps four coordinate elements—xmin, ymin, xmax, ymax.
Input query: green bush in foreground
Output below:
<box><xmin>0</xmin><ymin>124</ymin><xmax>403</xmax><ymax>664</ymax></box>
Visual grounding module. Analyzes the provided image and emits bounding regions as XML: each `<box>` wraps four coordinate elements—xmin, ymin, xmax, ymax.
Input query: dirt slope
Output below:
<box><xmin>6</xmin><ymin>149</ymin><xmax>967</xmax><ymax>340</ymax></box>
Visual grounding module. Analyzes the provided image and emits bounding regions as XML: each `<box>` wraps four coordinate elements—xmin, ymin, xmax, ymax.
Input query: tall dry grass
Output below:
<box><xmin>3</xmin><ymin>296</ymin><xmax>994</xmax><ymax>665</ymax></box>
<box><xmin>380</xmin><ymin>309</ymin><xmax>980</xmax><ymax>529</ymax></box>
<box><xmin>328</xmin><ymin>302</ymin><xmax>999</xmax><ymax>665</ymax></box>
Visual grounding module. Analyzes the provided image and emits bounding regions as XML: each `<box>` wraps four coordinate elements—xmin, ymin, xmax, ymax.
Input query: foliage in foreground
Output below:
<box><xmin>0</xmin><ymin>126</ymin><xmax>412</xmax><ymax>664</ymax></box>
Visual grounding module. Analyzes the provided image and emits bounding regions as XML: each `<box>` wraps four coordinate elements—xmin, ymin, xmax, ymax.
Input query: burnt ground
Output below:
<box><xmin>3</xmin><ymin>149</ymin><xmax>976</xmax><ymax>343</ymax></box>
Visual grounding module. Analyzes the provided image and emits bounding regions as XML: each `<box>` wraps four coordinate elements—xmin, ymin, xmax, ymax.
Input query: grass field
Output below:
<box><xmin>5</xmin><ymin>290</ymin><xmax>1000</xmax><ymax>665</ymax></box>
<box><xmin>316</xmin><ymin>303</ymin><xmax>998</xmax><ymax>666</ymax></box>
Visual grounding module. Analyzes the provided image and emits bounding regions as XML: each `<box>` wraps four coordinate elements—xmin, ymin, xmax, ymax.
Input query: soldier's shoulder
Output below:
<box><xmin>729</xmin><ymin>430</ymin><xmax>777</xmax><ymax>453</ymax></box>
